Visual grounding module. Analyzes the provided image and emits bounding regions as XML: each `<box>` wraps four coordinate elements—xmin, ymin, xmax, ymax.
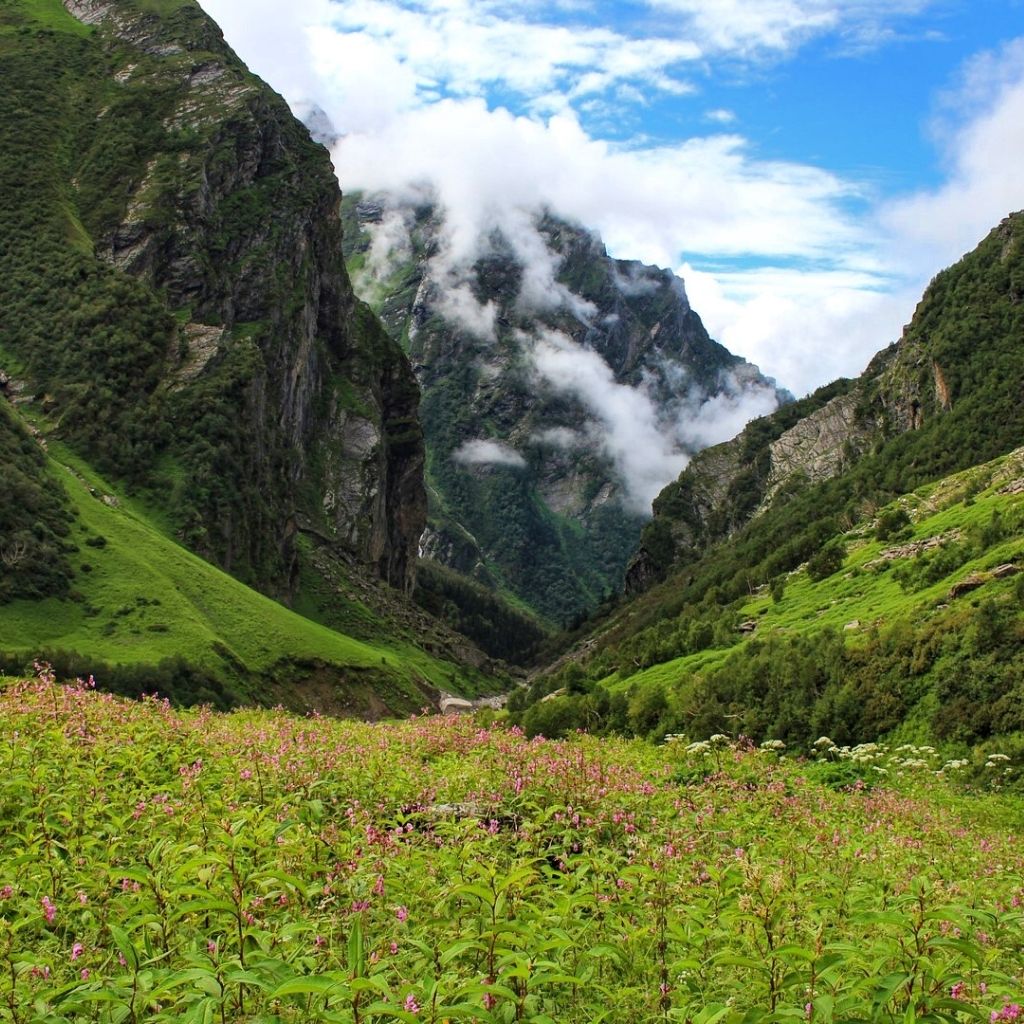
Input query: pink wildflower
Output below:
<box><xmin>207</xmin><ymin>940</ymin><xmax>217</xmax><ymax>955</ymax></box>
<box><xmin>71</xmin><ymin>943</ymin><xmax>83</xmax><ymax>962</ymax></box>
<box><xmin>992</xmin><ymin>1006</ymin><xmax>1023</xmax><ymax>1023</ymax></box>
<box><xmin>396</xmin><ymin>905</ymin><xmax>408</xmax><ymax>923</ymax></box>
<box><xmin>77</xmin><ymin>891</ymin><xmax>88</xmax><ymax>905</ymax></box>
<box><xmin>0</xmin><ymin>885</ymin><xmax>13</xmax><ymax>900</ymax></box>
<box><xmin>80</xmin><ymin>968</ymin><xmax>90</xmax><ymax>980</ymax></box>
<box><xmin>404</xmin><ymin>993</ymin><xmax>420</xmax><ymax>1014</ymax></box>
<box><xmin>950</xmin><ymin>982</ymin><xmax>967</xmax><ymax>1000</ymax></box>
<box><xmin>41</xmin><ymin>896</ymin><xmax>56</xmax><ymax>924</ymax></box>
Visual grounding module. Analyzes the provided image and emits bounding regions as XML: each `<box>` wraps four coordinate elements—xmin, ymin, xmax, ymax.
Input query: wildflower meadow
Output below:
<box><xmin>1</xmin><ymin>672</ymin><xmax>1023</xmax><ymax>1023</ymax></box>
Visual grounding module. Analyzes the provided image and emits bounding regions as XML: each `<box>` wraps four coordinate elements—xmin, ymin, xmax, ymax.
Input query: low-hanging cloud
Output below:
<box><xmin>452</xmin><ymin>439</ymin><xmax>527</xmax><ymax>469</ymax></box>
<box><xmin>529</xmin><ymin>330</ymin><xmax>781</xmax><ymax>512</ymax></box>
<box><xmin>531</xmin><ymin>329</ymin><xmax>688</xmax><ymax>511</ymax></box>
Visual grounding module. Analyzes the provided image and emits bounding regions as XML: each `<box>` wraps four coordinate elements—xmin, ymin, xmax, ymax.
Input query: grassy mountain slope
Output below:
<box><xmin>0</xmin><ymin>0</ymin><xmax>502</xmax><ymax>709</ymax></box>
<box><xmin>517</xmin><ymin>448</ymin><xmax>1024</xmax><ymax>745</ymax></box>
<box><xmin>0</xmin><ymin>405</ymin><xmax>494</xmax><ymax>714</ymax></box>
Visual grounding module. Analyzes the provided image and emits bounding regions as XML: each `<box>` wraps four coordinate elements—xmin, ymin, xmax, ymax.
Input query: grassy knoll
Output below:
<box><xmin>2</xmin><ymin>674</ymin><xmax>1024</xmax><ymax>1022</ymax></box>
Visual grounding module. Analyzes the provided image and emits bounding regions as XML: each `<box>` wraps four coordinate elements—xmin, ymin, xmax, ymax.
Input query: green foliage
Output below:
<box><xmin>413</xmin><ymin>560</ymin><xmax>548</xmax><ymax>665</ymax></box>
<box><xmin>0</xmin><ymin>403</ymin><xmax>74</xmax><ymax>602</ymax></box>
<box><xmin>2</xmin><ymin>679</ymin><xmax>1024</xmax><ymax>1023</ymax></box>
<box><xmin>807</xmin><ymin>540</ymin><xmax>846</xmax><ymax>582</ymax></box>
<box><xmin>875</xmin><ymin>506</ymin><xmax>911</xmax><ymax>541</ymax></box>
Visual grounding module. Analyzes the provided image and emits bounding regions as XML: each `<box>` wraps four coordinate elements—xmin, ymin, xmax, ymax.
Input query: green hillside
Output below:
<box><xmin>516</xmin><ymin>447</ymin><xmax>1024</xmax><ymax>747</ymax></box>
<box><xmin>0</xmin><ymin>405</ymin><xmax>491</xmax><ymax>714</ymax></box>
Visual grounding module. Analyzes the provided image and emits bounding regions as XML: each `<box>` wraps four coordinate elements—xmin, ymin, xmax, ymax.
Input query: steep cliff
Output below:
<box><xmin>342</xmin><ymin>194</ymin><xmax>782</xmax><ymax>622</ymax></box>
<box><xmin>0</xmin><ymin>0</ymin><xmax>424</xmax><ymax>599</ymax></box>
<box><xmin>626</xmin><ymin>211</ymin><xmax>1024</xmax><ymax>591</ymax></box>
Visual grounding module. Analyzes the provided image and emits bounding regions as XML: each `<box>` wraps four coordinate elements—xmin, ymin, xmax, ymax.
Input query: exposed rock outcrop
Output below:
<box><xmin>54</xmin><ymin>0</ymin><xmax>426</xmax><ymax>594</ymax></box>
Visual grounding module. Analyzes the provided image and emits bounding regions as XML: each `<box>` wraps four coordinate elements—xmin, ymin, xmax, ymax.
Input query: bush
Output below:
<box><xmin>875</xmin><ymin>507</ymin><xmax>911</xmax><ymax>541</ymax></box>
<box><xmin>807</xmin><ymin>541</ymin><xmax>846</xmax><ymax>582</ymax></box>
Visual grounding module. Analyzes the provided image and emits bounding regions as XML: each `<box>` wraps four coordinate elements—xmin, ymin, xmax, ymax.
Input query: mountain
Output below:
<box><xmin>340</xmin><ymin>193</ymin><xmax>783</xmax><ymax>625</ymax></box>
<box><xmin>513</xmin><ymin>212</ymin><xmax>1024</xmax><ymax>747</ymax></box>
<box><xmin>0</xmin><ymin>0</ymin><xmax>495</xmax><ymax>710</ymax></box>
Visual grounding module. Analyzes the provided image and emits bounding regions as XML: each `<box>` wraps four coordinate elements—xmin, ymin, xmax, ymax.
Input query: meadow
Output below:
<box><xmin>2</xmin><ymin>669</ymin><xmax>1023</xmax><ymax>1023</ymax></box>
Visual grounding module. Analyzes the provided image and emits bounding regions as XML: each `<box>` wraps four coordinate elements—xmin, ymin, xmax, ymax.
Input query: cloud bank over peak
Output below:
<box><xmin>197</xmin><ymin>0</ymin><xmax>1024</xmax><ymax>401</ymax></box>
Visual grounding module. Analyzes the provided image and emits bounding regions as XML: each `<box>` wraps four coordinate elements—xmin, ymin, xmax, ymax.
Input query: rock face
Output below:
<box><xmin>626</xmin><ymin>211</ymin><xmax>1024</xmax><ymax>591</ymax></box>
<box><xmin>4</xmin><ymin>0</ymin><xmax>425</xmax><ymax>595</ymax></box>
<box><xmin>341</xmin><ymin>196</ymin><xmax>783</xmax><ymax>621</ymax></box>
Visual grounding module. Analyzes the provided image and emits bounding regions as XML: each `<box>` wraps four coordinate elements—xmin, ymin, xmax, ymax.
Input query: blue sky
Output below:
<box><xmin>199</xmin><ymin>0</ymin><xmax>1024</xmax><ymax>395</ymax></box>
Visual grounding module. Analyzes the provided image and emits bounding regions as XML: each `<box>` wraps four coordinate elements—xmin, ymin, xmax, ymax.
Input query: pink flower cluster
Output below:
<box><xmin>992</xmin><ymin>1005</ymin><xmax>1022</xmax><ymax>1023</ymax></box>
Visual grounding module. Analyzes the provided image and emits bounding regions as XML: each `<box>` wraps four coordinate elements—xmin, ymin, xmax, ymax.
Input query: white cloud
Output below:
<box><xmin>452</xmin><ymin>439</ymin><xmax>527</xmax><ymax>468</ymax></box>
<box><xmin>531</xmin><ymin>329</ymin><xmax>689</xmax><ymax>511</ymax></box>
<box><xmin>675</xmin><ymin>372</ymin><xmax>782</xmax><ymax>449</ymax></box>
<box><xmin>432</xmin><ymin>279</ymin><xmax>499</xmax><ymax>342</ymax></box>
<box><xmin>332</xmin><ymin>102</ymin><xmax>867</xmax><ymax>274</ymax></box>
<box><xmin>355</xmin><ymin>206</ymin><xmax>413</xmax><ymax>296</ymax></box>
<box><xmin>313</xmin><ymin>0</ymin><xmax>701</xmax><ymax>108</ymax></box>
<box><xmin>531</xmin><ymin>427</ymin><xmax>582</xmax><ymax>448</ymax></box>
<box><xmin>680</xmin><ymin>263</ymin><xmax>917</xmax><ymax>394</ymax></box>
<box><xmin>881</xmin><ymin>37</ymin><xmax>1024</xmax><ymax>270</ymax></box>
<box><xmin>644</xmin><ymin>0</ymin><xmax>933</xmax><ymax>58</ymax></box>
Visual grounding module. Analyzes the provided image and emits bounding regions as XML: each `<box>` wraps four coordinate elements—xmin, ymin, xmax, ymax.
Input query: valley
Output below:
<box><xmin>2</xmin><ymin>0</ymin><xmax>1024</xmax><ymax>1020</ymax></box>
